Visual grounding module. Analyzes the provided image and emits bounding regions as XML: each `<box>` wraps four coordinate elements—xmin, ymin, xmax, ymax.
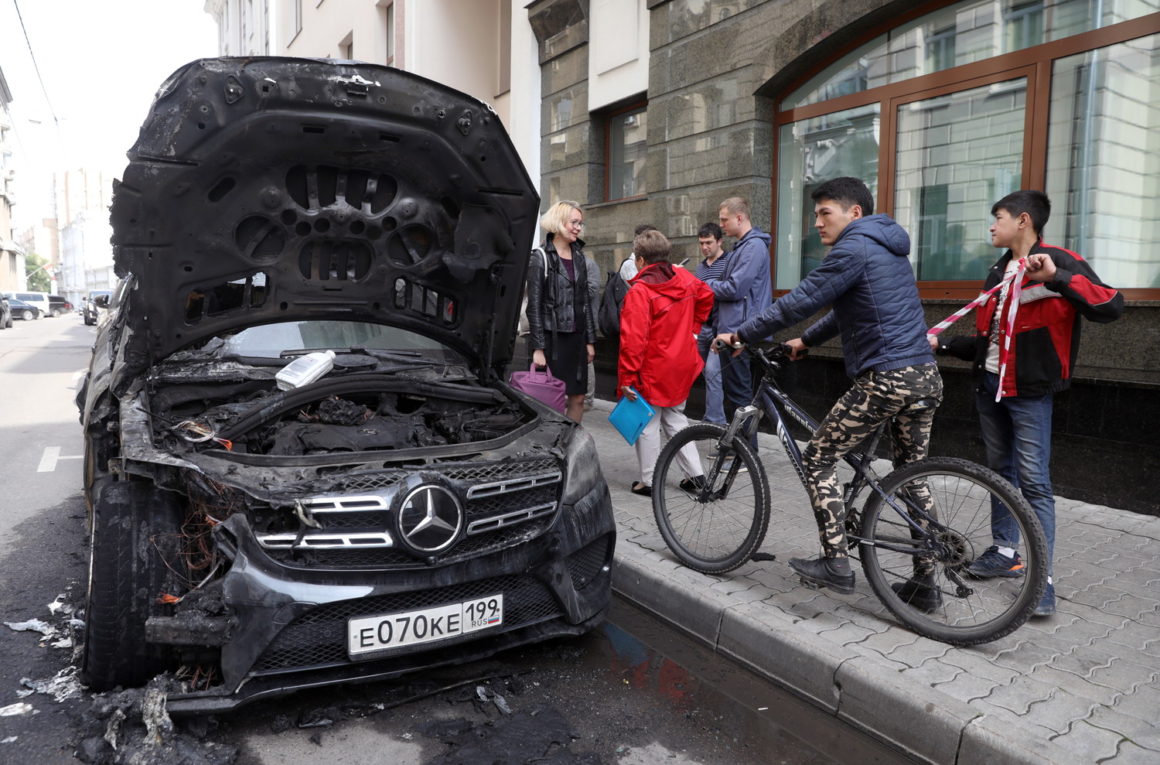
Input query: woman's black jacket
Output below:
<box><xmin>525</xmin><ymin>233</ymin><xmax>597</xmax><ymax>350</ymax></box>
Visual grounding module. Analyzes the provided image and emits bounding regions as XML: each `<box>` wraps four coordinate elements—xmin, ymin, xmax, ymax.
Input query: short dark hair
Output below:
<box><xmin>633</xmin><ymin>229</ymin><xmax>671</xmax><ymax>264</ymax></box>
<box><xmin>991</xmin><ymin>190</ymin><xmax>1051</xmax><ymax>235</ymax></box>
<box><xmin>698</xmin><ymin>222</ymin><xmax>723</xmax><ymax>241</ymax></box>
<box><xmin>634</xmin><ymin>223</ymin><xmax>659</xmax><ymax>236</ymax></box>
<box><xmin>811</xmin><ymin>177</ymin><xmax>874</xmax><ymax>216</ymax></box>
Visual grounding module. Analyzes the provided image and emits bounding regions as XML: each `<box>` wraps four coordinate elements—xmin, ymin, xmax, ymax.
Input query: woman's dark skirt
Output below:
<box><xmin>544</xmin><ymin>331</ymin><xmax>588</xmax><ymax>395</ymax></box>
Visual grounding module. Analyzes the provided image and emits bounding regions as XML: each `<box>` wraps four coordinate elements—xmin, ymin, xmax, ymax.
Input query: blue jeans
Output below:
<box><xmin>976</xmin><ymin>372</ymin><xmax>1055</xmax><ymax>576</ymax></box>
<box><xmin>697</xmin><ymin>333</ymin><xmax>725</xmax><ymax>425</ymax></box>
<box><xmin>720</xmin><ymin>351</ymin><xmax>757</xmax><ymax>450</ymax></box>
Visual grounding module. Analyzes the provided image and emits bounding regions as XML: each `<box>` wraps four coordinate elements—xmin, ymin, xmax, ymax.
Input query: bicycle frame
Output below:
<box><xmin>717</xmin><ymin>346</ymin><xmax>942</xmax><ymax>556</ymax></box>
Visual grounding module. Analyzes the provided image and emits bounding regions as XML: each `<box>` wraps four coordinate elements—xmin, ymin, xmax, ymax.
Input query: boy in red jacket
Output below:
<box><xmin>618</xmin><ymin>229</ymin><xmax>715</xmax><ymax>496</ymax></box>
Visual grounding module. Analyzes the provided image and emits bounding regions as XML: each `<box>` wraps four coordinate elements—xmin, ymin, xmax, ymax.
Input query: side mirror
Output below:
<box><xmin>93</xmin><ymin>294</ymin><xmax>111</xmax><ymax>308</ymax></box>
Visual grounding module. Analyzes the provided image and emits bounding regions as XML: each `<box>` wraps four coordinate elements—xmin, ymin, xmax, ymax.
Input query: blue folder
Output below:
<box><xmin>608</xmin><ymin>388</ymin><xmax>656</xmax><ymax>445</ymax></box>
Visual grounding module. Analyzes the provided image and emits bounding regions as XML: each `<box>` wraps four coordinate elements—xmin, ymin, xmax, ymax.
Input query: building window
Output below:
<box><xmin>605</xmin><ymin>102</ymin><xmax>648</xmax><ymax>201</ymax></box>
<box><xmin>1046</xmin><ymin>34</ymin><xmax>1160</xmax><ymax>290</ymax></box>
<box><xmin>894</xmin><ymin>77</ymin><xmax>1027</xmax><ymax>282</ymax></box>
<box><xmin>774</xmin><ymin>1</ymin><xmax>1160</xmax><ymax>297</ymax></box>
<box><xmin>925</xmin><ymin>25</ymin><xmax>956</xmax><ymax>72</ymax></box>
<box><xmin>1004</xmin><ymin>2</ymin><xmax>1044</xmax><ymax>53</ymax></box>
<box><xmin>291</xmin><ymin>0</ymin><xmax>302</xmax><ymax>38</ymax></box>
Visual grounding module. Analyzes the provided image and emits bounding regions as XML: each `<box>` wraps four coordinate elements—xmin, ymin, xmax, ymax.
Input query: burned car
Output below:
<box><xmin>76</xmin><ymin>58</ymin><xmax>615</xmax><ymax>712</ymax></box>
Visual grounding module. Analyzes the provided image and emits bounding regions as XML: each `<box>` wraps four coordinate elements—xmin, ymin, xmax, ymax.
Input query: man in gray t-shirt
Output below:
<box><xmin>693</xmin><ymin>222</ymin><xmax>729</xmax><ymax>424</ymax></box>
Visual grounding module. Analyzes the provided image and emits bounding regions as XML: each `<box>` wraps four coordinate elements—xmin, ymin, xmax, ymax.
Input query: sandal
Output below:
<box><xmin>630</xmin><ymin>482</ymin><xmax>652</xmax><ymax>497</ymax></box>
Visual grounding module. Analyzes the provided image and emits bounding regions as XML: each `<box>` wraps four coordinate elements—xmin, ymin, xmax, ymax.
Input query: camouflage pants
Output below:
<box><xmin>801</xmin><ymin>363</ymin><xmax>943</xmax><ymax>560</ymax></box>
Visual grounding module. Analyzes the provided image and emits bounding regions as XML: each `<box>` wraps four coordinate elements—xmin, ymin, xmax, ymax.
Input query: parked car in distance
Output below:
<box><xmin>0</xmin><ymin>294</ymin><xmax>11</xmax><ymax>329</ymax></box>
<box><xmin>8</xmin><ymin>297</ymin><xmax>41</xmax><ymax>321</ymax></box>
<box><xmin>82</xmin><ymin>290</ymin><xmax>112</xmax><ymax>326</ymax></box>
<box><xmin>47</xmin><ymin>294</ymin><xmax>74</xmax><ymax>317</ymax></box>
<box><xmin>75</xmin><ymin>57</ymin><xmax>615</xmax><ymax>713</ymax></box>
<box><xmin>2</xmin><ymin>291</ymin><xmax>50</xmax><ymax>318</ymax></box>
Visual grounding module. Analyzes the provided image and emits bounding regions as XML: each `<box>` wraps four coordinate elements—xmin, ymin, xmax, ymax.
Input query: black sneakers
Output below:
<box><xmin>789</xmin><ymin>556</ymin><xmax>855</xmax><ymax>594</ymax></box>
<box><xmin>679</xmin><ymin>475</ymin><xmax>706</xmax><ymax>499</ymax></box>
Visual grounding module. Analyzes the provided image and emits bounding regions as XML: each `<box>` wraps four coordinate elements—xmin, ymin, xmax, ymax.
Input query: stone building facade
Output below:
<box><xmin>527</xmin><ymin>0</ymin><xmax>1160</xmax><ymax>514</ymax></box>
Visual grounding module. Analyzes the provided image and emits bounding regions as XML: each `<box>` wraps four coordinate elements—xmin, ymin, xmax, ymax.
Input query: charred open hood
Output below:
<box><xmin>110</xmin><ymin>58</ymin><xmax>539</xmax><ymax>377</ymax></box>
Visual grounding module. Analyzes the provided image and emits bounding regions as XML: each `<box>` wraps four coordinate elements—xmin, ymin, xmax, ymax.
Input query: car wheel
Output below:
<box><xmin>81</xmin><ymin>481</ymin><xmax>182</xmax><ymax>691</ymax></box>
<box><xmin>21</xmin><ymin>309</ymin><xmax>33</xmax><ymax>321</ymax></box>
<box><xmin>4</xmin><ymin>316</ymin><xmax>10</xmax><ymax>328</ymax></box>
<box><xmin>52</xmin><ymin>308</ymin><xmax>62</xmax><ymax>317</ymax></box>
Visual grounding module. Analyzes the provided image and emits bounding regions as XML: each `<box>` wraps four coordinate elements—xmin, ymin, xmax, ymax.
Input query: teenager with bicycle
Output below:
<box><xmin>716</xmin><ymin>177</ymin><xmax>943</xmax><ymax>603</ymax></box>
<box><xmin>933</xmin><ymin>190</ymin><xmax>1123</xmax><ymax>617</ymax></box>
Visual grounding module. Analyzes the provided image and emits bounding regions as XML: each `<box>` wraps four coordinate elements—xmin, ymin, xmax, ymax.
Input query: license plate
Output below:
<box><xmin>348</xmin><ymin>594</ymin><xmax>504</xmax><ymax>657</ymax></box>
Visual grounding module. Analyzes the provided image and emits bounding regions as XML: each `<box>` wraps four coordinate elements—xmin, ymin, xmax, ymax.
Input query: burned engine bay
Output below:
<box><xmin>145</xmin><ymin>352</ymin><xmax>535</xmax><ymax>457</ymax></box>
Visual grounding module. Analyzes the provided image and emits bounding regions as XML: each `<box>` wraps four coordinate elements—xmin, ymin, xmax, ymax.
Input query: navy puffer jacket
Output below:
<box><xmin>738</xmin><ymin>214</ymin><xmax>932</xmax><ymax>378</ymax></box>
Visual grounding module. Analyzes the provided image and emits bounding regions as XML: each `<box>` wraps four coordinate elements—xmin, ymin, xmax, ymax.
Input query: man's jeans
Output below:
<box><xmin>976</xmin><ymin>372</ymin><xmax>1056</xmax><ymax>576</ymax></box>
<box><xmin>697</xmin><ymin>333</ymin><xmax>725</xmax><ymax>425</ymax></box>
<box><xmin>720</xmin><ymin>351</ymin><xmax>756</xmax><ymax>449</ymax></box>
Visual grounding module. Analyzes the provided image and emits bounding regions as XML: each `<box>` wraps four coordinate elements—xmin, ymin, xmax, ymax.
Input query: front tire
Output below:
<box><xmin>21</xmin><ymin>309</ymin><xmax>33</xmax><ymax>321</ymax></box>
<box><xmin>859</xmin><ymin>457</ymin><xmax>1047</xmax><ymax>646</ymax></box>
<box><xmin>652</xmin><ymin>424</ymin><xmax>771</xmax><ymax>573</ymax></box>
<box><xmin>82</xmin><ymin>481</ymin><xmax>183</xmax><ymax>691</ymax></box>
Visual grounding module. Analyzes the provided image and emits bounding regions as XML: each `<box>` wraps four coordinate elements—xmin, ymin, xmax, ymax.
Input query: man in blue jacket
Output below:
<box><xmin>707</xmin><ymin>198</ymin><xmax>772</xmax><ymax>435</ymax></box>
<box><xmin>716</xmin><ymin>177</ymin><xmax>943</xmax><ymax>603</ymax></box>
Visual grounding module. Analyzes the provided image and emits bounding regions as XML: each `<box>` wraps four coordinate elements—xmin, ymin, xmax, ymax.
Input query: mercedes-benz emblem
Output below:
<box><xmin>397</xmin><ymin>485</ymin><xmax>463</xmax><ymax>553</ymax></box>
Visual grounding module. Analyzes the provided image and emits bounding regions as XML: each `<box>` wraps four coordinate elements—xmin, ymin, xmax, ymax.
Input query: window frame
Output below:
<box><xmin>772</xmin><ymin>7</ymin><xmax>1160</xmax><ymax>300</ymax></box>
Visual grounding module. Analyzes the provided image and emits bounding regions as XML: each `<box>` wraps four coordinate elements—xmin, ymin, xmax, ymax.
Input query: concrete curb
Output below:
<box><xmin>612</xmin><ymin>551</ymin><xmax>1079</xmax><ymax>764</ymax></box>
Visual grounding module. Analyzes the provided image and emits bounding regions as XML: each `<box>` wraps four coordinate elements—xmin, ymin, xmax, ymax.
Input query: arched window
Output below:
<box><xmin>774</xmin><ymin>1</ymin><xmax>1160</xmax><ymax>298</ymax></box>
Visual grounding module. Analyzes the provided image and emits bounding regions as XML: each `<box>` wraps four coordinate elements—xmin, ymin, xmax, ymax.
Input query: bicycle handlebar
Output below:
<box><xmin>712</xmin><ymin>339</ymin><xmax>806</xmax><ymax>361</ymax></box>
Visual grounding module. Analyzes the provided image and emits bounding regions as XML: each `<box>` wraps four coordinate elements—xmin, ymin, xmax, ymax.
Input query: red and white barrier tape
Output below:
<box><xmin>926</xmin><ymin>258</ymin><xmax>1027</xmax><ymax>402</ymax></box>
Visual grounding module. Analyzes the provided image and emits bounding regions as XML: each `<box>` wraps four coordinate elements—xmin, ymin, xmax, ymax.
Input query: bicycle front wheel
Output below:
<box><xmin>652</xmin><ymin>424</ymin><xmax>770</xmax><ymax>574</ymax></box>
<box><xmin>860</xmin><ymin>457</ymin><xmax>1047</xmax><ymax>646</ymax></box>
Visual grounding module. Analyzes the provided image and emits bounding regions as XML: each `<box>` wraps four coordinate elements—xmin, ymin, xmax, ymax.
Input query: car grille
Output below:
<box><xmin>252</xmin><ymin>573</ymin><xmax>562</xmax><ymax>672</ymax></box>
<box><xmin>257</xmin><ymin>458</ymin><xmax>562</xmax><ymax>570</ymax></box>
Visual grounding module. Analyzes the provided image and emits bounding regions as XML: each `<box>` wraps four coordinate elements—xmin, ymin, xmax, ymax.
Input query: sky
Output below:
<box><xmin>0</xmin><ymin>0</ymin><xmax>219</xmax><ymax>227</ymax></box>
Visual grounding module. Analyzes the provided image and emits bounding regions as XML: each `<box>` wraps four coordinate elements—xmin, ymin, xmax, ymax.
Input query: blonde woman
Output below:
<box><xmin>525</xmin><ymin>201</ymin><xmax>597</xmax><ymax>422</ymax></box>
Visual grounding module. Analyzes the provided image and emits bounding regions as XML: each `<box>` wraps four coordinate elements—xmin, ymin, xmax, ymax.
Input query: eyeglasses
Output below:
<box><xmin>568</xmin><ymin>220</ymin><xmax>585</xmax><ymax>230</ymax></box>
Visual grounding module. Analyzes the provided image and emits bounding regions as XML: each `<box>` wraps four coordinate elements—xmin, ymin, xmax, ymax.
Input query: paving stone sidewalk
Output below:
<box><xmin>584</xmin><ymin>399</ymin><xmax>1160</xmax><ymax>764</ymax></box>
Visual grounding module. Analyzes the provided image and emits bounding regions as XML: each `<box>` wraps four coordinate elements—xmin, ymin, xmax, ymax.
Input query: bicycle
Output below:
<box><xmin>651</xmin><ymin>343</ymin><xmax>1048</xmax><ymax>646</ymax></box>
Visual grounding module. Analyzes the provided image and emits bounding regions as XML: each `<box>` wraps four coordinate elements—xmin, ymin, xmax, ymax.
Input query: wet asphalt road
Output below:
<box><xmin>0</xmin><ymin>316</ymin><xmax>910</xmax><ymax>764</ymax></box>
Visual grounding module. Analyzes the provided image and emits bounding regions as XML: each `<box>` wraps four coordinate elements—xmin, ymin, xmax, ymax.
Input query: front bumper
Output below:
<box><xmin>162</xmin><ymin>479</ymin><xmax>615</xmax><ymax>714</ymax></box>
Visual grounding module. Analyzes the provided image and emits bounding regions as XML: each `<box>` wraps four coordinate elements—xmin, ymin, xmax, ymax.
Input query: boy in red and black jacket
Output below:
<box><xmin>935</xmin><ymin>190</ymin><xmax>1123</xmax><ymax>617</ymax></box>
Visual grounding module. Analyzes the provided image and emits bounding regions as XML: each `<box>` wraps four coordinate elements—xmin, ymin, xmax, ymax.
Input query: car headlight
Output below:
<box><xmin>560</xmin><ymin>427</ymin><xmax>601</xmax><ymax>506</ymax></box>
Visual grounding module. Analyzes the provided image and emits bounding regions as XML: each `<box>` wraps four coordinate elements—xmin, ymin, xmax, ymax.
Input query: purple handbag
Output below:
<box><xmin>509</xmin><ymin>364</ymin><xmax>567</xmax><ymax>413</ymax></box>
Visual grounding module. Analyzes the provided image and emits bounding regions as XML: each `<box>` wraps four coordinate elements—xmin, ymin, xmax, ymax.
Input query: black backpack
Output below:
<box><xmin>598</xmin><ymin>268</ymin><xmax>630</xmax><ymax>338</ymax></box>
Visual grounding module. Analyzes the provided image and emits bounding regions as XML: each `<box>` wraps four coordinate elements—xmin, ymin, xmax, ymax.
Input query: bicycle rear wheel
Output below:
<box><xmin>652</xmin><ymin>424</ymin><xmax>770</xmax><ymax>574</ymax></box>
<box><xmin>859</xmin><ymin>456</ymin><xmax>1047</xmax><ymax>645</ymax></box>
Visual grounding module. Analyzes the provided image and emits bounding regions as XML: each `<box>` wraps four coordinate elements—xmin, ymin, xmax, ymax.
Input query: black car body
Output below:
<box><xmin>0</xmin><ymin>294</ymin><xmax>10</xmax><ymax>328</ymax></box>
<box><xmin>76</xmin><ymin>58</ymin><xmax>615</xmax><ymax>713</ymax></box>
<box><xmin>82</xmin><ymin>290</ymin><xmax>112</xmax><ymax>326</ymax></box>
<box><xmin>9</xmin><ymin>298</ymin><xmax>40</xmax><ymax>321</ymax></box>
<box><xmin>47</xmin><ymin>294</ymin><xmax>73</xmax><ymax>317</ymax></box>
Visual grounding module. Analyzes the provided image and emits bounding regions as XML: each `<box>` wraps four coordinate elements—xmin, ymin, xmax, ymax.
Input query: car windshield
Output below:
<box><xmin>218</xmin><ymin>320</ymin><xmax>462</xmax><ymax>362</ymax></box>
